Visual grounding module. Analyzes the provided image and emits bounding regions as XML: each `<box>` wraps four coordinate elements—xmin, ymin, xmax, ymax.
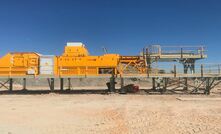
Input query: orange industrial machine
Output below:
<box><xmin>0</xmin><ymin>52</ymin><xmax>39</xmax><ymax>76</ymax></box>
<box><xmin>0</xmin><ymin>42</ymin><xmax>146</xmax><ymax>77</ymax></box>
<box><xmin>54</xmin><ymin>42</ymin><xmax>120</xmax><ymax>76</ymax></box>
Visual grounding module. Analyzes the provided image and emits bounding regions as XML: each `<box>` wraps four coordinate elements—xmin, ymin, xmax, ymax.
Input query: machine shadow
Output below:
<box><xmin>0</xmin><ymin>89</ymin><xmax>109</xmax><ymax>95</ymax></box>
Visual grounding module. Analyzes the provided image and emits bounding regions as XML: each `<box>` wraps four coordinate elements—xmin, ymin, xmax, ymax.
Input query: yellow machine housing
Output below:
<box><xmin>63</xmin><ymin>43</ymin><xmax>89</xmax><ymax>57</ymax></box>
<box><xmin>0</xmin><ymin>42</ymin><xmax>146</xmax><ymax>77</ymax></box>
<box><xmin>0</xmin><ymin>52</ymin><xmax>39</xmax><ymax>76</ymax></box>
<box><xmin>54</xmin><ymin>43</ymin><xmax>120</xmax><ymax>76</ymax></box>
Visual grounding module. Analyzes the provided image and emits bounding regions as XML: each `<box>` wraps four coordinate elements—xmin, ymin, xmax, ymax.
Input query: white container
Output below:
<box><xmin>40</xmin><ymin>55</ymin><xmax>54</xmax><ymax>75</ymax></box>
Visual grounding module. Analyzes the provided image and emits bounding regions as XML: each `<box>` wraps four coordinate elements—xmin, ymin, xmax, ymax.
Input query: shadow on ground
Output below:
<box><xmin>0</xmin><ymin>89</ymin><xmax>219</xmax><ymax>95</ymax></box>
<box><xmin>0</xmin><ymin>89</ymin><xmax>109</xmax><ymax>95</ymax></box>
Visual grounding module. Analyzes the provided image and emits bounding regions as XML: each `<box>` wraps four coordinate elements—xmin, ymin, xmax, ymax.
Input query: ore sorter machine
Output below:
<box><xmin>0</xmin><ymin>42</ymin><xmax>220</xmax><ymax>94</ymax></box>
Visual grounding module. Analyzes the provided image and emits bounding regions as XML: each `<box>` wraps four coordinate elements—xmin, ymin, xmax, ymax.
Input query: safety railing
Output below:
<box><xmin>146</xmin><ymin>45</ymin><xmax>206</xmax><ymax>57</ymax></box>
<box><xmin>120</xmin><ymin>63</ymin><xmax>221</xmax><ymax>78</ymax></box>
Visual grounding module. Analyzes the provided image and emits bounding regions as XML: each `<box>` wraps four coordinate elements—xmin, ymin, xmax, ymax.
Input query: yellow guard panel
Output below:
<box><xmin>0</xmin><ymin>52</ymin><xmax>39</xmax><ymax>76</ymax></box>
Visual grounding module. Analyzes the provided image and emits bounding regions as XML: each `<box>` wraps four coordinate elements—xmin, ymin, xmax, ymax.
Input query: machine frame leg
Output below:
<box><xmin>67</xmin><ymin>78</ymin><xmax>71</xmax><ymax>90</ymax></box>
<box><xmin>119</xmin><ymin>77</ymin><xmax>126</xmax><ymax>94</ymax></box>
<box><xmin>110</xmin><ymin>76</ymin><xmax>116</xmax><ymax>93</ymax></box>
<box><xmin>183</xmin><ymin>78</ymin><xmax>188</xmax><ymax>90</ymax></box>
<box><xmin>50</xmin><ymin>78</ymin><xmax>54</xmax><ymax>91</ymax></box>
<box><xmin>152</xmin><ymin>78</ymin><xmax>156</xmax><ymax>90</ymax></box>
<box><xmin>9</xmin><ymin>78</ymin><xmax>13</xmax><ymax>91</ymax></box>
<box><xmin>22</xmin><ymin>78</ymin><xmax>27</xmax><ymax>90</ymax></box>
<box><xmin>161</xmin><ymin>78</ymin><xmax>168</xmax><ymax>93</ymax></box>
<box><xmin>60</xmin><ymin>78</ymin><xmax>64</xmax><ymax>91</ymax></box>
<box><xmin>204</xmin><ymin>78</ymin><xmax>214</xmax><ymax>95</ymax></box>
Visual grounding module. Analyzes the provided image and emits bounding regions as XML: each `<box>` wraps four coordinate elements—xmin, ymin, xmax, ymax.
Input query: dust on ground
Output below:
<box><xmin>0</xmin><ymin>94</ymin><xmax>220</xmax><ymax>134</ymax></box>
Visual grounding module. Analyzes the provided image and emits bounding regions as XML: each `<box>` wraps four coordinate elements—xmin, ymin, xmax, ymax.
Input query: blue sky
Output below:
<box><xmin>0</xmin><ymin>0</ymin><xmax>221</xmax><ymax>63</ymax></box>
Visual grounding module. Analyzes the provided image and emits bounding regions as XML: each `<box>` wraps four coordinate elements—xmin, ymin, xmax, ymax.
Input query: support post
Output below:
<box><xmin>119</xmin><ymin>77</ymin><xmax>126</xmax><ymax>94</ymax></box>
<box><xmin>22</xmin><ymin>78</ymin><xmax>27</xmax><ymax>90</ymax></box>
<box><xmin>67</xmin><ymin>78</ymin><xmax>71</xmax><ymax>90</ymax></box>
<box><xmin>120</xmin><ymin>77</ymin><xmax>124</xmax><ymax>89</ymax></box>
<box><xmin>190</xmin><ymin>62</ymin><xmax>195</xmax><ymax>74</ymax></box>
<box><xmin>183</xmin><ymin>78</ymin><xmax>188</xmax><ymax>90</ymax></box>
<box><xmin>218</xmin><ymin>64</ymin><xmax>220</xmax><ymax>74</ymax></box>
<box><xmin>205</xmin><ymin>78</ymin><xmax>210</xmax><ymax>95</ymax></box>
<box><xmin>201</xmin><ymin>64</ymin><xmax>204</xmax><ymax>77</ymax></box>
<box><xmin>181</xmin><ymin>48</ymin><xmax>183</xmax><ymax>59</ymax></box>
<box><xmin>9</xmin><ymin>78</ymin><xmax>13</xmax><ymax>91</ymax></box>
<box><xmin>60</xmin><ymin>78</ymin><xmax>64</xmax><ymax>91</ymax></box>
<box><xmin>183</xmin><ymin>63</ymin><xmax>188</xmax><ymax>74</ymax></box>
<box><xmin>162</xmin><ymin>78</ymin><xmax>167</xmax><ymax>93</ymax></box>
<box><xmin>109</xmin><ymin>75</ymin><xmax>116</xmax><ymax>93</ymax></box>
<box><xmin>152</xmin><ymin>78</ymin><xmax>156</xmax><ymax>90</ymax></box>
<box><xmin>50</xmin><ymin>78</ymin><xmax>54</xmax><ymax>91</ymax></box>
<box><xmin>174</xmin><ymin>65</ymin><xmax>176</xmax><ymax>77</ymax></box>
<box><xmin>200</xmin><ymin>46</ymin><xmax>204</xmax><ymax>58</ymax></box>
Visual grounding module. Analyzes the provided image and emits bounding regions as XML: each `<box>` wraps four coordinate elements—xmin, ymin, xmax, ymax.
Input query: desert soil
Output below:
<box><xmin>0</xmin><ymin>94</ymin><xmax>220</xmax><ymax>134</ymax></box>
